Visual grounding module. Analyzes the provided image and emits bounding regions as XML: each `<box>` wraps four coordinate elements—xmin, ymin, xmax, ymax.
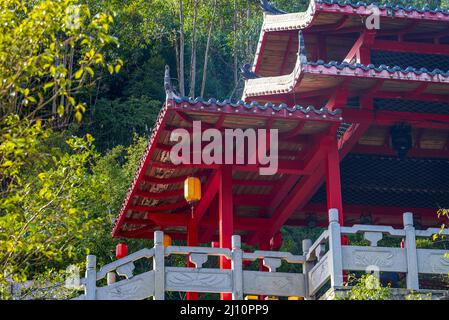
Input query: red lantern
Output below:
<box><xmin>116</xmin><ymin>243</ymin><xmax>128</xmax><ymax>259</ymax></box>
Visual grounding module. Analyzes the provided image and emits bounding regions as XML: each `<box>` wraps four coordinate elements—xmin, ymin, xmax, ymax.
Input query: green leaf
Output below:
<box><xmin>74</xmin><ymin>69</ymin><xmax>83</xmax><ymax>79</ymax></box>
<box><xmin>43</xmin><ymin>82</ymin><xmax>54</xmax><ymax>91</ymax></box>
<box><xmin>75</xmin><ymin>111</ymin><xmax>82</xmax><ymax>123</ymax></box>
<box><xmin>57</xmin><ymin>104</ymin><xmax>65</xmax><ymax>117</ymax></box>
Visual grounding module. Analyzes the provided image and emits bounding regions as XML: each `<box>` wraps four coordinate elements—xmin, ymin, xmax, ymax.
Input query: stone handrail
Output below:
<box><xmin>74</xmin><ymin>210</ymin><xmax>448</xmax><ymax>300</ymax></box>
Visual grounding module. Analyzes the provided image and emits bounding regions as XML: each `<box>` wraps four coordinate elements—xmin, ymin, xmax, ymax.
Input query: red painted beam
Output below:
<box><xmin>342</xmin><ymin>108</ymin><xmax>449</xmax><ymax>130</ymax></box>
<box><xmin>344</xmin><ymin>29</ymin><xmax>376</xmax><ymax>63</ymax></box>
<box><xmin>264</xmin><ymin>163</ymin><xmax>326</xmax><ymax>241</ymax></box>
<box><xmin>267</xmin><ymin>133</ymin><xmax>331</xmax><ymax>215</ymax></box>
<box><xmin>129</xmin><ymin>201</ymin><xmax>188</xmax><ymax>213</ymax></box>
<box><xmin>135</xmin><ymin>189</ymin><xmax>184</xmax><ymax>199</ymax></box>
<box><xmin>372</xmin><ymin>40</ymin><xmax>449</xmax><ymax>55</ymax></box>
<box><xmin>150</xmin><ymin>160</ymin><xmax>306</xmax><ymax>175</ymax></box>
<box><xmin>233</xmin><ymin>179</ymin><xmax>278</xmax><ymax>186</ymax></box>
<box><xmin>234</xmin><ymin>194</ymin><xmax>271</xmax><ymax>207</ymax></box>
<box><xmin>192</xmin><ymin>169</ymin><xmax>221</xmax><ymax>224</ymax></box>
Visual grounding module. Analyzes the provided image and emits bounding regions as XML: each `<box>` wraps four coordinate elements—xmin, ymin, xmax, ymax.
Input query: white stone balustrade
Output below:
<box><xmin>73</xmin><ymin>210</ymin><xmax>449</xmax><ymax>300</ymax></box>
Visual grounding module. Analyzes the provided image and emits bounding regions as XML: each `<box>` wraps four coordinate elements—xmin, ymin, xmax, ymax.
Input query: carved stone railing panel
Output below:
<box><xmin>306</xmin><ymin>230</ymin><xmax>328</xmax><ymax>261</ymax></box>
<box><xmin>417</xmin><ymin>249</ymin><xmax>449</xmax><ymax>274</ymax></box>
<box><xmin>243</xmin><ymin>271</ymin><xmax>305</xmax><ymax>297</ymax></box>
<box><xmin>96</xmin><ymin>271</ymin><xmax>155</xmax><ymax>300</ymax></box>
<box><xmin>341</xmin><ymin>246</ymin><xmax>407</xmax><ymax>273</ymax></box>
<box><xmin>165</xmin><ymin>267</ymin><xmax>232</xmax><ymax>293</ymax></box>
<box><xmin>96</xmin><ymin>248</ymin><xmax>154</xmax><ymax>280</ymax></box>
<box><xmin>308</xmin><ymin>252</ymin><xmax>330</xmax><ymax>296</ymax></box>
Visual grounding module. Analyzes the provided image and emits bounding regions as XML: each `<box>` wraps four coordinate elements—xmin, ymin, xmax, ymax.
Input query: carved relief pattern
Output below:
<box><xmin>166</xmin><ymin>271</ymin><xmax>230</xmax><ymax>291</ymax></box>
<box><xmin>426</xmin><ymin>253</ymin><xmax>449</xmax><ymax>273</ymax></box>
<box><xmin>99</xmin><ymin>276</ymin><xmax>153</xmax><ymax>300</ymax></box>
<box><xmin>253</xmin><ymin>274</ymin><xmax>290</xmax><ymax>292</ymax></box>
<box><xmin>309</xmin><ymin>255</ymin><xmax>329</xmax><ymax>293</ymax></box>
<box><xmin>354</xmin><ymin>250</ymin><xmax>393</xmax><ymax>268</ymax></box>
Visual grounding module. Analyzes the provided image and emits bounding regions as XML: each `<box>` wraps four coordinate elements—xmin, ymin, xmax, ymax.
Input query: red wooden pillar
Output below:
<box><xmin>326</xmin><ymin>138</ymin><xmax>344</xmax><ymax>225</ymax></box>
<box><xmin>219</xmin><ymin>165</ymin><xmax>233</xmax><ymax>300</ymax></box>
<box><xmin>326</xmin><ymin>137</ymin><xmax>348</xmax><ymax>283</ymax></box>
<box><xmin>186</xmin><ymin>221</ymin><xmax>199</xmax><ymax>300</ymax></box>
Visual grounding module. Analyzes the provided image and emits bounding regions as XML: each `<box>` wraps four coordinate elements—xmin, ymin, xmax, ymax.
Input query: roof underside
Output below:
<box><xmin>112</xmin><ymin>97</ymin><xmax>341</xmax><ymax>239</ymax></box>
<box><xmin>113</xmin><ymin>94</ymin><xmax>449</xmax><ymax>241</ymax></box>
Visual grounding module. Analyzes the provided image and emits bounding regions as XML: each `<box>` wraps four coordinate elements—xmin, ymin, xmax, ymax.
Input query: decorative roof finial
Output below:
<box><xmin>164</xmin><ymin>65</ymin><xmax>173</xmax><ymax>93</ymax></box>
<box><xmin>240</xmin><ymin>63</ymin><xmax>259</xmax><ymax>80</ymax></box>
<box><xmin>259</xmin><ymin>0</ymin><xmax>286</xmax><ymax>15</ymax></box>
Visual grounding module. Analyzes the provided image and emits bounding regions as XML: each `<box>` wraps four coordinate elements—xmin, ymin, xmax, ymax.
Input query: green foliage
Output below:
<box><xmin>78</xmin><ymin>97</ymin><xmax>160</xmax><ymax>151</ymax></box>
<box><xmin>405</xmin><ymin>291</ymin><xmax>432</xmax><ymax>300</ymax></box>
<box><xmin>72</xmin><ymin>135</ymin><xmax>151</xmax><ymax>267</ymax></box>
<box><xmin>337</xmin><ymin>274</ymin><xmax>391</xmax><ymax>300</ymax></box>
<box><xmin>0</xmin><ymin>0</ymin><xmax>121</xmax><ymax>121</ymax></box>
<box><xmin>0</xmin><ymin>126</ymin><xmax>104</xmax><ymax>298</ymax></box>
<box><xmin>0</xmin><ymin>0</ymin><xmax>123</xmax><ymax>299</ymax></box>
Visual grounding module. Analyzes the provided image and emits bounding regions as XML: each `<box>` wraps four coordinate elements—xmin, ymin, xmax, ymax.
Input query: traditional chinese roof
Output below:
<box><xmin>254</xmin><ymin>0</ymin><xmax>449</xmax><ymax>78</ymax></box>
<box><xmin>112</xmin><ymin>67</ymin><xmax>342</xmax><ymax>240</ymax></box>
<box><xmin>244</xmin><ymin>32</ymin><xmax>449</xmax><ymax>101</ymax></box>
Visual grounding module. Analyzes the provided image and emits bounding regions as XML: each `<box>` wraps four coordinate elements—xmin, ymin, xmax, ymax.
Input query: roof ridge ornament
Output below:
<box><xmin>164</xmin><ymin>65</ymin><xmax>181</xmax><ymax>100</ymax></box>
<box><xmin>164</xmin><ymin>65</ymin><xmax>173</xmax><ymax>97</ymax></box>
<box><xmin>259</xmin><ymin>0</ymin><xmax>286</xmax><ymax>15</ymax></box>
<box><xmin>240</xmin><ymin>63</ymin><xmax>260</xmax><ymax>80</ymax></box>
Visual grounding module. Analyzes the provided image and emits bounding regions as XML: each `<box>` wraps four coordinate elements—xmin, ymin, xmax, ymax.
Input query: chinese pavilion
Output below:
<box><xmin>111</xmin><ymin>0</ymin><xmax>449</xmax><ymax>299</ymax></box>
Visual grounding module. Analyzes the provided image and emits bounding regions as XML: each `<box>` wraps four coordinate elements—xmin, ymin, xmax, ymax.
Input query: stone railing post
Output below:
<box><xmin>231</xmin><ymin>235</ymin><xmax>243</xmax><ymax>300</ymax></box>
<box><xmin>85</xmin><ymin>255</ymin><xmax>97</xmax><ymax>300</ymax></box>
<box><xmin>403</xmin><ymin>212</ymin><xmax>419</xmax><ymax>291</ymax></box>
<box><xmin>328</xmin><ymin>209</ymin><xmax>344</xmax><ymax>288</ymax></box>
<box><xmin>153</xmin><ymin>231</ymin><xmax>165</xmax><ymax>300</ymax></box>
<box><xmin>107</xmin><ymin>272</ymin><xmax>116</xmax><ymax>285</ymax></box>
<box><xmin>302</xmin><ymin>239</ymin><xmax>313</xmax><ymax>300</ymax></box>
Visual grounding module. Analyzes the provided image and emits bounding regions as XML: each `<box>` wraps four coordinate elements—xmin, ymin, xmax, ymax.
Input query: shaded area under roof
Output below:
<box><xmin>311</xmin><ymin>154</ymin><xmax>449</xmax><ymax>209</ymax></box>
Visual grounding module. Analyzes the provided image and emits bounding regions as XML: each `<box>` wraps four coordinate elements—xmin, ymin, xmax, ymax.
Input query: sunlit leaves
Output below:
<box><xmin>0</xmin><ymin>0</ymin><xmax>122</xmax><ymax>120</ymax></box>
<box><xmin>0</xmin><ymin>125</ymin><xmax>104</xmax><ymax>298</ymax></box>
